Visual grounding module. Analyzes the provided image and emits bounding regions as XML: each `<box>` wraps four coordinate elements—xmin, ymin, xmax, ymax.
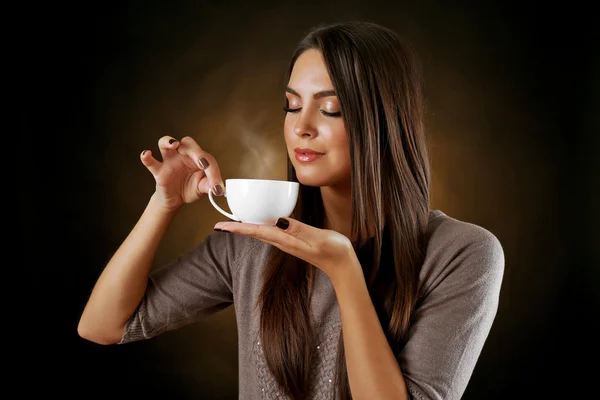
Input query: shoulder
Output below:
<box><xmin>420</xmin><ymin>210</ymin><xmax>505</xmax><ymax>295</ymax></box>
<box><xmin>426</xmin><ymin>210</ymin><xmax>504</xmax><ymax>261</ymax></box>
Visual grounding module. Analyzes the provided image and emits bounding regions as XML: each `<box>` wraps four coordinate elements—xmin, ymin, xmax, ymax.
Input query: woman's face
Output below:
<box><xmin>284</xmin><ymin>49</ymin><xmax>351</xmax><ymax>188</ymax></box>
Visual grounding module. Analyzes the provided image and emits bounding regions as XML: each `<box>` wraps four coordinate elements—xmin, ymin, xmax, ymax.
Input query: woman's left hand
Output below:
<box><xmin>213</xmin><ymin>217</ymin><xmax>362</xmax><ymax>284</ymax></box>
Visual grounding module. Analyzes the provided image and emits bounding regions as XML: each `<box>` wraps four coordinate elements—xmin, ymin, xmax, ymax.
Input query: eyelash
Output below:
<box><xmin>282</xmin><ymin>106</ymin><xmax>342</xmax><ymax>118</ymax></box>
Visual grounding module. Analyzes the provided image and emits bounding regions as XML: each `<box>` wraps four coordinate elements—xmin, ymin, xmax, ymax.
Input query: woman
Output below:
<box><xmin>78</xmin><ymin>21</ymin><xmax>504</xmax><ymax>400</ymax></box>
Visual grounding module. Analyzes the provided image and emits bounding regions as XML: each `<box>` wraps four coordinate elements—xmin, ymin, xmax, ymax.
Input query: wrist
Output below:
<box><xmin>330</xmin><ymin>257</ymin><xmax>367</xmax><ymax>296</ymax></box>
<box><xmin>148</xmin><ymin>192</ymin><xmax>182</xmax><ymax>218</ymax></box>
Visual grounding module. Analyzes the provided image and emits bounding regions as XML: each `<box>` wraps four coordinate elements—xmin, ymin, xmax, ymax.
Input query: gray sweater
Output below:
<box><xmin>119</xmin><ymin>209</ymin><xmax>504</xmax><ymax>400</ymax></box>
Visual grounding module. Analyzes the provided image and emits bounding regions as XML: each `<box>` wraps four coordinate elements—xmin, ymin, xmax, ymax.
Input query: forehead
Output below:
<box><xmin>288</xmin><ymin>49</ymin><xmax>333</xmax><ymax>90</ymax></box>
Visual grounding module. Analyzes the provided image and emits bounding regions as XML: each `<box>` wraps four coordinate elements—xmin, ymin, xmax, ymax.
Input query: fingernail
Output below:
<box><xmin>276</xmin><ymin>218</ymin><xmax>289</xmax><ymax>230</ymax></box>
<box><xmin>142</xmin><ymin>150</ymin><xmax>148</xmax><ymax>155</ymax></box>
<box><xmin>214</xmin><ymin>228</ymin><xmax>229</xmax><ymax>232</ymax></box>
<box><xmin>213</xmin><ymin>184</ymin><xmax>224</xmax><ymax>196</ymax></box>
<box><xmin>198</xmin><ymin>157</ymin><xmax>209</xmax><ymax>169</ymax></box>
<box><xmin>169</xmin><ymin>138</ymin><xmax>177</xmax><ymax>144</ymax></box>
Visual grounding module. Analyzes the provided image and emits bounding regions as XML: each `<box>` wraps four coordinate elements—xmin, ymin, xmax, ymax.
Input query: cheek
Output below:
<box><xmin>330</xmin><ymin>125</ymin><xmax>350</xmax><ymax>157</ymax></box>
<box><xmin>333</xmin><ymin>127</ymin><xmax>352</xmax><ymax>171</ymax></box>
<box><xmin>283</xmin><ymin>117</ymin><xmax>295</xmax><ymax>144</ymax></box>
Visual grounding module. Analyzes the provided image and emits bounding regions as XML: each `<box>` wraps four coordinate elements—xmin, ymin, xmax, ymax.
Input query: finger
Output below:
<box><xmin>215</xmin><ymin>227</ymin><xmax>280</xmax><ymax>251</ymax></box>
<box><xmin>157</xmin><ymin>135</ymin><xmax>180</xmax><ymax>160</ymax></box>
<box><xmin>177</xmin><ymin>136</ymin><xmax>225</xmax><ymax>196</ymax></box>
<box><xmin>216</xmin><ymin>222</ymin><xmax>312</xmax><ymax>255</ymax></box>
<box><xmin>248</xmin><ymin>224</ymin><xmax>313</xmax><ymax>261</ymax></box>
<box><xmin>273</xmin><ymin>217</ymin><xmax>316</xmax><ymax>247</ymax></box>
<box><xmin>140</xmin><ymin>149</ymin><xmax>161</xmax><ymax>176</ymax></box>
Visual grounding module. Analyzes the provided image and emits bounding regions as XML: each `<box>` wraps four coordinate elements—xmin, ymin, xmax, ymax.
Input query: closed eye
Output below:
<box><xmin>283</xmin><ymin>107</ymin><xmax>342</xmax><ymax>118</ymax></box>
<box><xmin>320</xmin><ymin>110</ymin><xmax>342</xmax><ymax>117</ymax></box>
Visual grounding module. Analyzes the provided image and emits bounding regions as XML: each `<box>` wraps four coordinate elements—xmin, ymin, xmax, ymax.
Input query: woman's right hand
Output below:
<box><xmin>140</xmin><ymin>136</ymin><xmax>225</xmax><ymax>212</ymax></box>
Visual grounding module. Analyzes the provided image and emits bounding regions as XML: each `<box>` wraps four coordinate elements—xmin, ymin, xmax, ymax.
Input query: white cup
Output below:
<box><xmin>208</xmin><ymin>178</ymin><xmax>299</xmax><ymax>225</ymax></box>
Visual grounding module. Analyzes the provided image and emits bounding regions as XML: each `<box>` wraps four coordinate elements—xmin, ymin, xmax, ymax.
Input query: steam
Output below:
<box><xmin>226</xmin><ymin>111</ymin><xmax>284</xmax><ymax>180</ymax></box>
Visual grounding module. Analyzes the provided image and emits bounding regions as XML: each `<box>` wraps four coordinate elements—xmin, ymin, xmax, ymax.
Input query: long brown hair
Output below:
<box><xmin>258</xmin><ymin>21</ymin><xmax>431</xmax><ymax>399</ymax></box>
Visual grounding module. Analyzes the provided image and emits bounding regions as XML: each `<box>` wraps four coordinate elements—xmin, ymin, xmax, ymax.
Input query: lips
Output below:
<box><xmin>294</xmin><ymin>147</ymin><xmax>325</xmax><ymax>155</ymax></box>
<box><xmin>294</xmin><ymin>148</ymin><xmax>325</xmax><ymax>163</ymax></box>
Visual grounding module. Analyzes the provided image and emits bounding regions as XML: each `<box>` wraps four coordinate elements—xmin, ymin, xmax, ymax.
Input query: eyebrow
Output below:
<box><xmin>286</xmin><ymin>87</ymin><xmax>337</xmax><ymax>99</ymax></box>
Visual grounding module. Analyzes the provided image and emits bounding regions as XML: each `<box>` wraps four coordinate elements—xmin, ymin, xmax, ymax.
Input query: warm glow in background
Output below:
<box><xmin>20</xmin><ymin>1</ymin><xmax>596</xmax><ymax>399</ymax></box>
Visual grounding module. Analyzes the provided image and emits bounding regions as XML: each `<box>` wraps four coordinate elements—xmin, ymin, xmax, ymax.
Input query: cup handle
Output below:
<box><xmin>208</xmin><ymin>189</ymin><xmax>241</xmax><ymax>221</ymax></box>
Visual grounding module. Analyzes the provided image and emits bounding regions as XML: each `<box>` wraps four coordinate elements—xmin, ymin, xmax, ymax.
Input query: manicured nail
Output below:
<box><xmin>198</xmin><ymin>157</ymin><xmax>209</xmax><ymax>169</ymax></box>
<box><xmin>276</xmin><ymin>218</ymin><xmax>289</xmax><ymax>230</ymax></box>
<box><xmin>213</xmin><ymin>184</ymin><xmax>224</xmax><ymax>196</ymax></box>
<box><xmin>169</xmin><ymin>138</ymin><xmax>177</xmax><ymax>144</ymax></box>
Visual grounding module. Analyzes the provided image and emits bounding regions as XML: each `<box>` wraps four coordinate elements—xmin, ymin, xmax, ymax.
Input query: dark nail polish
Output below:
<box><xmin>198</xmin><ymin>157</ymin><xmax>209</xmax><ymax>169</ymax></box>
<box><xmin>276</xmin><ymin>218</ymin><xmax>289</xmax><ymax>230</ymax></box>
<box><xmin>169</xmin><ymin>138</ymin><xmax>177</xmax><ymax>144</ymax></box>
<box><xmin>213</xmin><ymin>184</ymin><xmax>224</xmax><ymax>196</ymax></box>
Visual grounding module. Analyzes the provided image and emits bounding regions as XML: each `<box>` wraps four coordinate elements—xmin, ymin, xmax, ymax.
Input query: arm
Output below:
<box><xmin>333</xmin><ymin>226</ymin><xmax>504</xmax><ymax>400</ymax></box>
<box><xmin>77</xmin><ymin>193</ymin><xmax>178</xmax><ymax>345</ymax></box>
<box><xmin>332</xmin><ymin>268</ymin><xmax>409</xmax><ymax>400</ymax></box>
<box><xmin>78</xmin><ymin>135</ymin><xmax>227</xmax><ymax>345</ymax></box>
<box><xmin>398</xmin><ymin>229</ymin><xmax>504</xmax><ymax>400</ymax></box>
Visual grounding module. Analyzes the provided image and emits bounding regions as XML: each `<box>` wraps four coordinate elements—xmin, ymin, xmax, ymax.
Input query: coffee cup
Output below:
<box><xmin>208</xmin><ymin>178</ymin><xmax>299</xmax><ymax>225</ymax></box>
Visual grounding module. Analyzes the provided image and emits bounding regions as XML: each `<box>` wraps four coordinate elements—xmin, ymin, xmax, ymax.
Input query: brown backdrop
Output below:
<box><xmin>18</xmin><ymin>1</ymin><xmax>596</xmax><ymax>399</ymax></box>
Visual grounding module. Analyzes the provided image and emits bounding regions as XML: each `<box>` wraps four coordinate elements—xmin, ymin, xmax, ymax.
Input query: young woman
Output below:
<box><xmin>78</xmin><ymin>21</ymin><xmax>504</xmax><ymax>400</ymax></box>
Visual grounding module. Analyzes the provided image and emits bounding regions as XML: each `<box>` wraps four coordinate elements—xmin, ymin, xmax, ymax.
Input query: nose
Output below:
<box><xmin>294</xmin><ymin>112</ymin><xmax>318</xmax><ymax>138</ymax></box>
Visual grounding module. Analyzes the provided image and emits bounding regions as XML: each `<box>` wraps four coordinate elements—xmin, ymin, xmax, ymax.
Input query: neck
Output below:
<box><xmin>320</xmin><ymin>183</ymin><xmax>355</xmax><ymax>242</ymax></box>
<box><xmin>320</xmin><ymin>183</ymin><xmax>380</xmax><ymax>244</ymax></box>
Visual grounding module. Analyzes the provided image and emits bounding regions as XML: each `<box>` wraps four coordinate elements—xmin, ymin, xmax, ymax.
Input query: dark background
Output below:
<box><xmin>17</xmin><ymin>1</ymin><xmax>597</xmax><ymax>398</ymax></box>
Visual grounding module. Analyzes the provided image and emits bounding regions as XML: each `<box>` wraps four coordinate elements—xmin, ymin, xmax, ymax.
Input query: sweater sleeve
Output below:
<box><xmin>399</xmin><ymin>222</ymin><xmax>505</xmax><ymax>400</ymax></box>
<box><xmin>118</xmin><ymin>231</ymin><xmax>257</xmax><ymax>344</ymax></box>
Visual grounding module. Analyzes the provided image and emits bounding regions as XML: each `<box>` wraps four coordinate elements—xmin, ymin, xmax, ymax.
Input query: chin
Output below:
<box><xmin>294</xmin><ymin>172</ymin><xmax>329</xmax><ymax>187</ymax></box>
<box><xmin>289</xmin><ymin>155</ymin><xmax>350</xmax><ymax>187</ymax></box>
<box><xmin>294</xmin><ymin>168</ymin><xmax>349</xmax><ymax>188</ymax></box>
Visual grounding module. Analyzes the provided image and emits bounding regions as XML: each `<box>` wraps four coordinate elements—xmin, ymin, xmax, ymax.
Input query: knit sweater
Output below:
<box><xmin>119</xmin><ymin>209</ymin><xmax>504</xmax><ymax>399</ymax></box>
